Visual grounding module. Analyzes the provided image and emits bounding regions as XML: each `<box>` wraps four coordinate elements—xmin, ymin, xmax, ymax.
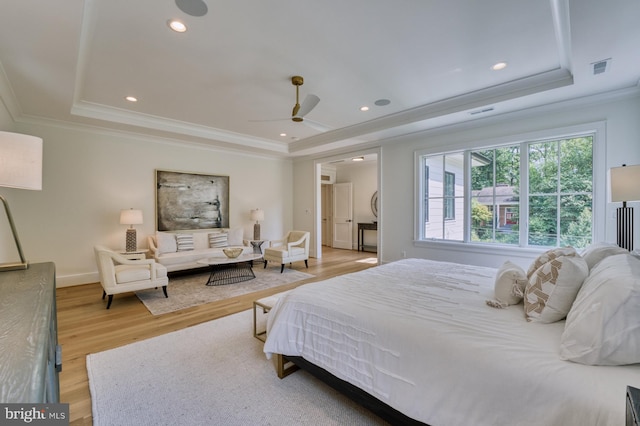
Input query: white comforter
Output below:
<box><xmin>264</xmin><ymin>258</ymin><xmax>640</xmax><ymax>426</ymax></box>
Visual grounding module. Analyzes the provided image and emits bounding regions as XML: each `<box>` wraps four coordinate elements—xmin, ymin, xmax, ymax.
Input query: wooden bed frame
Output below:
<box><xmin>275</xmin><ymin>354</ymin><xmax>427</xmax><ymax>426</ymax></box>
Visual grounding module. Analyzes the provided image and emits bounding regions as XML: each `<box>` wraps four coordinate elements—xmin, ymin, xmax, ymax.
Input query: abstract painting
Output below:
<box><xmin>156</xmin><ymin>170</ymin><xmax>230</xmax><ymax>231</ymax></box>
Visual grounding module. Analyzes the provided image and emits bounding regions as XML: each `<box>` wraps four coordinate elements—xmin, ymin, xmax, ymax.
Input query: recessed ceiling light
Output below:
<box><xmin>374</xmin><ymin>99</ymin><xmax>391</xmax><ymax>106</ymax></box>
<box><xmin>125</xmin><ymin>96</ymin><xmax>138</xmax><ymax>102</ymax></box>
<box><xmin>491</xmin><ymin>62</ymin><xmax>507</xmax><ymax>71</ymax></box>
<box><xmin>280</xmin><ymin>133</ymin><xmax>287</xmax><ymax>137</ymax></box>
<box><xmin>168</xmin><ymin>19</ymin><xmax>187</xmax><ymax>33</ymax></box>
<box><xmin>360</xmin><ymin>106</ymin><xmax>369</xmax><ymax>112</ymax></box>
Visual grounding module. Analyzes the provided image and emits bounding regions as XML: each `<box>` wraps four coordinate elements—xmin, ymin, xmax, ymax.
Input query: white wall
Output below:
<box><xmin>0</xmin><ymin>120</ymin><xmax>293</xmax><ymax>286</ymax></box>
<box><xmin>294</xmin><ymin>92</ymin><xmax>640</xmax><ymax>270</ymax></box>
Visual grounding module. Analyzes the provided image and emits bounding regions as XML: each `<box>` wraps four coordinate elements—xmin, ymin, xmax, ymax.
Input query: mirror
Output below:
<box><xmin>371</xmin><ymin>191</ymin><xmax>378</xmax><ymax>218</ymax></box>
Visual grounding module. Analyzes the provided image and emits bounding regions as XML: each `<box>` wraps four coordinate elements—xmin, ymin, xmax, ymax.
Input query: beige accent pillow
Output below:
<box><xmin>524</xmin><ymin>252</ymin><xmax>588</xmax><ymax>323</ymax></box>
<box><xmin>486</xmin><ymin>261</ymin><xmax>528</xmax><ymax>309</ymax></box>
<box><xmin>560</xmin><ymin>253</ymin><xmax>640</xmax><ymax>365</ymax></box>
<box><xmin>156</xmin><ymin>232</ymin><xmax>177</xmax><ymax>254</ymax></box>
<box><xmin>579</xmin><ymin>242</ymin><xmax>628</xmax><ymax>270</ymax></box>
<box><xmin>209</xmin><ymin>232</ymin><xmax>228</xmax><ymax>248</ymax></box>
<box><xmin>526</xmin><ymin>246</ymin><xmax>577</xmax><ymax>279</ymax></box>
<box><xmin>175</xmin><ymin>233</ymin><xmax>194</xmax><ymax>251</ymax></box>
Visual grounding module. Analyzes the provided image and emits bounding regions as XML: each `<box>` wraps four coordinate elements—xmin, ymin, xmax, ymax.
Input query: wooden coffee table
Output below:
<box><xmin>197</xmin><ymin>253</ymin><xmax>263</xmax><ymax>286</ymax></box>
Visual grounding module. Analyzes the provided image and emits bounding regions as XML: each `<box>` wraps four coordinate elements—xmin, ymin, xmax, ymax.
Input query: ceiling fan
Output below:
<box><xmin>249</xmin><ymin>75</ymin><xmax>329</xmax><ymax>132</ymax></box>
<box><xmin>290</xmin><ymin>75</ymin><xmax>320</xmax><ymax>122</ymax></box>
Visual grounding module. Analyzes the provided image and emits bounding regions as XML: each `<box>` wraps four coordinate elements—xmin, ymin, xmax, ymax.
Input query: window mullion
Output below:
<box><xmin>520</xmin><ymin>142</ymin><xmax>529</xmax><ymax>247</ymax></box>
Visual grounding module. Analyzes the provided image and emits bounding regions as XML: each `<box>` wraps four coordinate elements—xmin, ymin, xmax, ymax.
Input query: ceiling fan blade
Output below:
<box><xmin>302</xmin><ymin>118</ymin><xmax>332</xmax><ymax>132</ymax></box>
<box><xmin>294</xmin><ymin>94</ymin><xmax>320</xmax><ymax>118</ymax></box>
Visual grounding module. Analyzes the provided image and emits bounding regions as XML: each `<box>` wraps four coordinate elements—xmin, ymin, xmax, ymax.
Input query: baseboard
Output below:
<box><xmin>56</xmin><ymin>271</ymin><xmax>99</xmax><ymax>288</ymax></box>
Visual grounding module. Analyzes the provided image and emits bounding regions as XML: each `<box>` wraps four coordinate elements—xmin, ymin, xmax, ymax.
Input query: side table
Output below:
<box><xmin>357</xmin><ymin>222</ymin><xmax>378</xmax><ymax>252</ymax></box>
<box><xmin>118</xmin><ymin>249</ymin><xmax>148</xmax><ymax>260</ymax></box>
<box><xmin>247</xmin><ymin>240</ymin><xmax>270</xmax><ymax>255</ymax></box>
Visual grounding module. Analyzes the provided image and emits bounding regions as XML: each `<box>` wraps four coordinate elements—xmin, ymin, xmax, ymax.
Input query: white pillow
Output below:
<box><xmin>226</xmin><ymin>227</ymin><xmax>244</xmax><ymax>246</ymax></box>
<box><xmin>560</xmin><ymin>253</ymin><xmax>640</xmax><ymax>365</ymax></box>
<box><xmin>155</xmin><ymin>232</ymin><xmax>177</xmax><ymax>254</ymax></box>
<box><xmin>524</xmin><ymin>252</ymin><xmax>588</xmax><ymax>323</ymax></box>
<box><xmin>486</xmin><ymin>261</ymin><xmax>527</xmax><ymax>309</ymax></box>
<box><xmin>579</xmin><ymin>242</ymin><xmax>628</xmax><ymax>270</ymax></box>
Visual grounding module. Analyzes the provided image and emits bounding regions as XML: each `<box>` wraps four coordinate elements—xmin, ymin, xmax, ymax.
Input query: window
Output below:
<box><xmin>421</xmin><ymin>153</ymin><xmax>464</xmax><ymax>240</ymax></box>
<box><xmin>444</xmin><ymin>172</ymin><xmax>455</xmax><ymax>220</ymax></box>
<box><xmin>417</xmin><ymin>133</ymin><xmax>595</xmax><ymax>249</ymax></box>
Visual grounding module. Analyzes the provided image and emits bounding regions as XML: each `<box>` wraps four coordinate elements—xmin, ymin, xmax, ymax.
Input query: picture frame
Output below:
<box><xmin>155</xmin><ymin>169</ymin><xmax>230</xmax><ymax>231</ymax></box>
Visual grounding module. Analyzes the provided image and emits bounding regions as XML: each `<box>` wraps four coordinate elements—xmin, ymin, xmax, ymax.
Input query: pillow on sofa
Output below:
<box><xmin>176</xmin><ymin>233</ymin><xmax>194</xmax><ymax>251</ymax></box>
<box><xmin>579</xmin><ymin>242</ymin><xmax>628</xmax><ymax>270</ymax></box>
<box><xmin>209</xmin><ymin>232</ymin><xmax>228</xmax><ymax>248</ymax></box>
<box><xmin>559</xmin><ymin>253</ymin><xmax>640</xmax><ymax>365</ymax></box>
<box><xmin>486</xmin><ymin>261</ymin><xmax>528</xmax><ymax>309</ymax></box>
<box><xmin>524</xmin><ymin>251</ymin><xmax>588</xmax><ymax>323</ymax></box>
<box><xmin>526</xmin><ymin>246</ymin><xmax>577</xmax><ymax>279</ymax></box>
<box><xmin>227</xmin><ymin>227</ymin><xmax>244</xmax><ymax>246</ymax></box>
<box><xmin>156</xmin><ymin>232</ymin><xmax>177</xmax><ymax>254</ymax></box>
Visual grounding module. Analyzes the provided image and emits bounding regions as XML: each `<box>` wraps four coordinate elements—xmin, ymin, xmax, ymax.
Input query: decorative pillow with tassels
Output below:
<box><xmin>486</xmin><ymin>261</ymin><xmax>528</xmax><ymax>309</ymax></box>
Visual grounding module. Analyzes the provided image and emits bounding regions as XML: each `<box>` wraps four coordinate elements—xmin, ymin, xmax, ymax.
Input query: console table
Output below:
<box><xmin>0</xmin><ymin>262</ymin><xmax>60</xmax><ymax>403</ymax></box>
<box><xmin>357</xmin><ymin>222</ymin><xmax>378</xmax><ymax>253</ymax></box>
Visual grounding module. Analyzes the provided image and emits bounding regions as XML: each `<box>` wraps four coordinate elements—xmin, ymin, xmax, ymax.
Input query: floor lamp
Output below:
<box><xmin>0</xmin><ymin>131</ymin><xmax>43</xmax><ymax>271</ymax></box>
<box><xmin>610</xmin><ymin>164</ymin><xmax>640</xmax><ymax>251</ymax></box>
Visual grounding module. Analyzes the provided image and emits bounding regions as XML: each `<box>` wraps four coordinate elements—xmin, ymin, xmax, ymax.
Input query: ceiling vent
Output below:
<box><xmin>592</xmin><ymin>58</ymin><xmax>611</xmax><ymax>75</ymax></box>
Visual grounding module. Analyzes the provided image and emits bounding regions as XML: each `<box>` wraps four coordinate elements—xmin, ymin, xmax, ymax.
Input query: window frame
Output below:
<box><xmin>413</xmin><ymin>122</ymin><xmax>606</xmax><ymax>256</ymax></box>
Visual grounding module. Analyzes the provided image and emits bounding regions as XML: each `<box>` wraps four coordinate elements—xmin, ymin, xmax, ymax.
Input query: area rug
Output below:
<box><xmin>136</xmin><ymin>267</ymin><xmax>313</xmax><ymax>315</ymax></box>
<box><xmin>86</xmin><ymin>309</ymin><xmax>387</xmax><ymax>426</ymax></box>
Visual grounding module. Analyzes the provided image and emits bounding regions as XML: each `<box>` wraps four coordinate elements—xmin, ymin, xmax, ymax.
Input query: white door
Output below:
<box><xmin>321</xmin><ymin>184</ymin><xmax>333</xmax><ymax>246</ymax></box>
<box><xmin>332</xmin><ymin>182</ymin><xmax>353</xmax><ymax>249</ymax></box>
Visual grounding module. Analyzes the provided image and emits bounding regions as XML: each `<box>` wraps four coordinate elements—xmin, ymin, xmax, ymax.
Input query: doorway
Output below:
<box><xmin>317</xmin><ymin>153</ymin><xmax>379</xmax><ymax>258</ymax></box>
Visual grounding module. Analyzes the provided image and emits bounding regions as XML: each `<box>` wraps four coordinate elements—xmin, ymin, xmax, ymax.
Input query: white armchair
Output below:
<box><xmin>94</xmin><ymin>245</ymin><xmax>169</xmax><ymax>309</ymax></box>
<box><xmin>263</xmin><ymin>231</ymin><xmax>310</xmax><ymax>273</ymax></box>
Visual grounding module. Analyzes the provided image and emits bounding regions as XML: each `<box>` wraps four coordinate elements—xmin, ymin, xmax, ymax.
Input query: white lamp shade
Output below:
<box><xmin>610</xmin><ymin>164</ymin><xmax>640</xmax><ymax>202</ymax></box>
<box><xmin>250</xmin><ymin>209</ymin><xmax>264</xmax><ymax>222</ymax></box>
<box><xmin>0</xmin><ymin>131</ymin><xmax>43</xmax><ymax>190</ymax></box>
<box><xmin>120</xmin><ymin>209</ymin><xmax>143</xmax><ymax>225</ymax></box>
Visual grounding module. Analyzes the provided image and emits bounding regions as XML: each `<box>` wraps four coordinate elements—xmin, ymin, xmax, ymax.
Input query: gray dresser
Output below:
<box><xmin>0</xmin><ymin>262</ymin><xmax>60</xmax><ymax>403</ymax></box>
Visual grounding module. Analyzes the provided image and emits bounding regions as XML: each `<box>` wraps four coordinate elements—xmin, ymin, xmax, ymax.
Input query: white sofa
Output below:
<box><xmin>147</xmin><ymin>228</ymin><xmax>253</xmax><ymax>273</ymax></box>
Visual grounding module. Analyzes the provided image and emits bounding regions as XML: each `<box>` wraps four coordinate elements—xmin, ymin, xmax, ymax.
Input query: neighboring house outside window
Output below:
<box><xmin>416</xmin><ymin>131</ymin><xmax>596</xmax><ymax>249</ymax></box>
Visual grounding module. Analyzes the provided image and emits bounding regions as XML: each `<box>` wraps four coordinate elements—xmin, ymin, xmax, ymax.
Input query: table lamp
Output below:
<box><xmin>610</xmin><ymin>164</ymin><xmax>640</xmax><ymax>251</ymax></box>
<box><xmin>250</xmin><ymin>208</ymin><xmax>264</xmax><ymax>240</ymax></box>
<box><xmin>0</xmin><ymin>131</ymin><xmax>43</xmax><ymax>271</ymax></box>
<box><xmin>120</xmin><ymin>208</ymin><xmax>143</xmax><ymax>252</ymax></box>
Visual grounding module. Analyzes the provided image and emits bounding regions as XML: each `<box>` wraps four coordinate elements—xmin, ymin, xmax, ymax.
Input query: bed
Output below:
<box><xmin>263</xmin><ymin>250</ymin><xmax>640</xmax><ymax>426</ymax></box>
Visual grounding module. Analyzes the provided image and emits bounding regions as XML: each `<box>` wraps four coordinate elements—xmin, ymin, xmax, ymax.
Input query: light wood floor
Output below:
<box><xmin>57</xmin><ymin>247</ymin><xmax>378</xmax><ymax>425</ymax></box>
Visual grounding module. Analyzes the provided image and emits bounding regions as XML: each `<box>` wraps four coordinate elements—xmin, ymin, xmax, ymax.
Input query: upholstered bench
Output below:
<box><xmin>253</xmin><ymin>290</ymin><xmax>292</xmax><ymax>342</ymax></box>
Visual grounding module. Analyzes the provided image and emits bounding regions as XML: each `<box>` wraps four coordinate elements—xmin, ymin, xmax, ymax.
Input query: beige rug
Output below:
<box><xmin>136</xmin><ymin>266</ymin><xmax>313</xmax><ymax>315</ymax></box>
<box><xmin>87</xmin><ymin>309</ymin><xmax>387</xmax><ymax>425</ymax></box>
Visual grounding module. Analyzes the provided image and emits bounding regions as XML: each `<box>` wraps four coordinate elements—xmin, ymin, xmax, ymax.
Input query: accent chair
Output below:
<box><xmin>263</xmin><ymin>231</ymin><xmax>310</xmax><ymax>273</ymax></box>
<box><xmin>94</xmin><ymin>245</ymin><xmax>169</xmax><ymax>309</ymax></box>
